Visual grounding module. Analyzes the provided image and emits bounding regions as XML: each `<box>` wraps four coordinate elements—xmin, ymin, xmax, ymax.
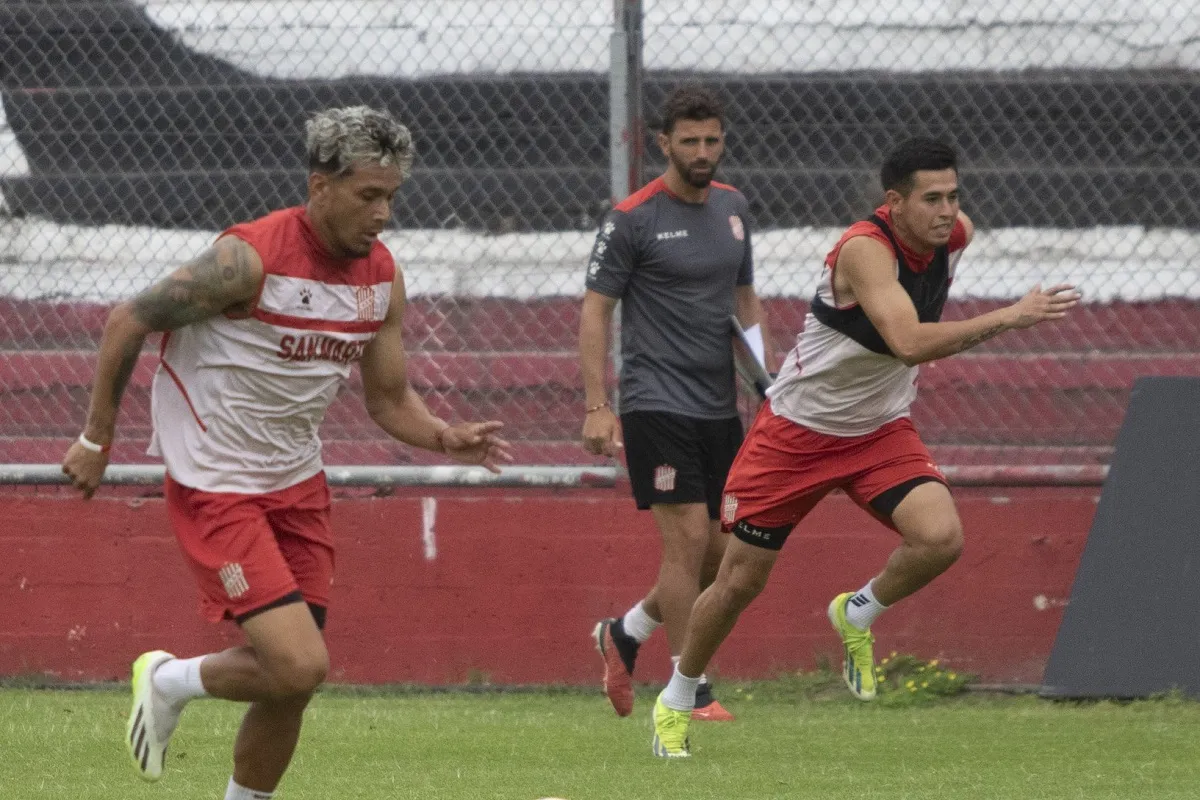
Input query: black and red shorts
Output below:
<box><xmin>721</xmin><ymin>404</ymin><xmax>946</xmax><ymax>549</ymax></box>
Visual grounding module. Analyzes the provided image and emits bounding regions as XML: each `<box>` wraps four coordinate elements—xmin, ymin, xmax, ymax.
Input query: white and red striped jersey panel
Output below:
<box><xmin>149</xmin><ymin>207</ymin><xmax>394</xmax><ymax>494</ymax></box>
<box><xmin>767</xmin><ymin>207</ymin><xmax>968</xmax><ymax>438</ymax></box>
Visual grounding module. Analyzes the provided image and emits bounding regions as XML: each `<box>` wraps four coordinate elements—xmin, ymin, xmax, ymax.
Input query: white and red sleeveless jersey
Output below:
<box><xmin>766</xmin><ymin>205</ymin><xmax>968</xmax><ymax>438</ymax></box>
<box><xmin>148</xmin><ymin>207</ymin><xmax>394</xmax><ymax>493</ymax></box>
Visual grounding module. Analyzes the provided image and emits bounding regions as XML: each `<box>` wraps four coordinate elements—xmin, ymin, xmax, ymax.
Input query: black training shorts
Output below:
<box><xmin>621</xmin><ymin>410</ymin><xmax>744</xmax><ymax>520</ymax></box>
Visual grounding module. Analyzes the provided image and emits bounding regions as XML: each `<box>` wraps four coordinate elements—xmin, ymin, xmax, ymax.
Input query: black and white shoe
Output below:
<box><xmin>126</xmin><ymin>650</ymin><xmax>180</xmax><ymax>781</ymax></box>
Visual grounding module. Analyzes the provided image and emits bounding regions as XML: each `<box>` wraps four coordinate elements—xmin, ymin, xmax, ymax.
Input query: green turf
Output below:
<box><xmin>2</xmin><ymin>680</ymin><xmax>1199</xmax><ymax>799</ymax></box>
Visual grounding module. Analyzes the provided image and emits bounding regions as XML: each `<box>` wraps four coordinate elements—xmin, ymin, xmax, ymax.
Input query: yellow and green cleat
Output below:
<box><xmin>828</xmin><ymin>592</ymin><xmax>877</xmax><ymax>700</ymax></box>
<box><xmin>651</xmin><ymin>694</ymin><xmax>692</xmax><ymax>758</ymax></box>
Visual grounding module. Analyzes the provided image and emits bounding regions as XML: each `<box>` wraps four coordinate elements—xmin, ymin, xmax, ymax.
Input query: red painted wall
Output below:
<box><xmin>0</xmin><ymin>486</ymin><xmax>1095</xmax><ymax>686</ymax></box>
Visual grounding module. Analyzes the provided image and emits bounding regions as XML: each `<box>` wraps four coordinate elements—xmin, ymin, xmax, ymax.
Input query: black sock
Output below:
<box><xmin>608</xmin><ymin>618</ymin><xmax>640</xmax><ymax>674</ymax></box>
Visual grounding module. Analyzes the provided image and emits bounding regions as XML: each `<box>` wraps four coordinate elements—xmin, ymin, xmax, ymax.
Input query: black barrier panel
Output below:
<box><xmin>1042</xmin><ymin>377</ymin><xmax>1200</xmax><ymax>699</ymax></box>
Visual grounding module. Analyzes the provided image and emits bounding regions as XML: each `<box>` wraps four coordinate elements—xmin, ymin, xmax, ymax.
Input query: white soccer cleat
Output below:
<box><xmin>126</xmin><ymin>650</ymin><xmax>180</xmax><ymax>781</ymax></box>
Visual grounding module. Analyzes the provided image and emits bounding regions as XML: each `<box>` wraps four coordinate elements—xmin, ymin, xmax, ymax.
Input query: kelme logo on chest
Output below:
<box><xmin>656</xmin><ymin>229</ymin><xmax>688</xmax><ymax>241</ymax></box>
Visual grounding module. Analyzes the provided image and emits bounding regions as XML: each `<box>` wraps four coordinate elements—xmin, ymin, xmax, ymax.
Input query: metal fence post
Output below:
<box><xmin>607</xmin><ymin>0</ymin><xmax>644</xmax><ymax>409</ymax></box>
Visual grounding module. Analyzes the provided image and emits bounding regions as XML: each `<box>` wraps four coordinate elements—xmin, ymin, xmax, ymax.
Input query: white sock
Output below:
<box><xmin>152</xmin><ymin>655</ymin><xmax>210</xmax><ymax>708</ymax></box>
<box><xmin>225</xmin><ymin>777</ymin><xmax>273</xmax><ymax>800</ymax></box>
<box><xmin>844</xmin><ymin>581</ymin><xmax>888</xmax><ymax>630</ymax></box>
<box><xmin>661</xmin><ymin>665</ymin><xmax>701</xmax><ymax>711</ymax></box>
<box><xmin>622</xmin><ymin>601</ymin><xmax>660</xmax><ymax>644</ymax></box>
<box><xmin>671</xmin><ymin>655</ymin><xmax>707</xmax><ymax>685</ymax></box>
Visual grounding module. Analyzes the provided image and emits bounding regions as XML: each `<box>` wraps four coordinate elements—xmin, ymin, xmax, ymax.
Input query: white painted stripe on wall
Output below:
<box><xmin>421</xmin><ymin>496</ymin><xmax>437</xmax><ymax>561</ymax></box>
<box><xmin>0</xmin><ymin>99</ymin><xmax>28</xmax><ymax>180</ymax></box>
<box><xmin>0</xmin><ymin>219</ymin><xmax>1196</xmax><ymax>303</ymax></box>
<box><xmin>0</xmin><ymin>98</ymin><xmax>30</xmax><ymax>212</ymax></box>
<box><xmin>141</xmin><ymin>0</ymin><xmax>1200</xmax><ymax>78</ymax></box>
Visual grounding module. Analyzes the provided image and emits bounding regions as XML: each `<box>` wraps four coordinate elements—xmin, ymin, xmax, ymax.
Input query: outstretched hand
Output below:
<box><xmin>1008</xmin><ymin>283</ymin><xmax>1081</xmax><ymax>329</ymax></box>
<box><xmin>440</xmin><ymin>421</ymin><xmax>514</xmax><ymax>474</ymax></box>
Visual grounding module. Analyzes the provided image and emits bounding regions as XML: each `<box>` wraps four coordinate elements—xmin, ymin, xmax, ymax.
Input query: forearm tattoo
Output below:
<box><xmin>955</xmin><ymin>323</ymin><xmax>1007</xmax><ymax>354</ymax></box>
<box><xmin>132</xmin><ymin>241</ymin><xmax>257</xmax><ymax>330</ymax></box>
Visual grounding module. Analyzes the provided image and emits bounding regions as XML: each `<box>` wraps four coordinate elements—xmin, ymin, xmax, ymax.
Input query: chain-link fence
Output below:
<box><xmin>1</xmin><ymin>1</ymin><xmax>1198</xmax><ymax>472</ymax></box>
<box><xmin>0</xmin><ymin>1</ymin><xmax>616</xmax><ymax>468</ymax></box>
<box><xmin>635</xmin><ymin>2</ymin><xmax>1200</xmax><ymax>468</ymax></box>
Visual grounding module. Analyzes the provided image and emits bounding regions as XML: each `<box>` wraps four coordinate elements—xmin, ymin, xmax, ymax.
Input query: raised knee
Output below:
<box><xmin>927</xmin><ymin>521</ymin><xmax>964</xmax><ymax>564</ymax></box>
<box><xmin>271</xmin><ymin>652</ymin><xmax>328</xmax><ymax>699</ymax></box>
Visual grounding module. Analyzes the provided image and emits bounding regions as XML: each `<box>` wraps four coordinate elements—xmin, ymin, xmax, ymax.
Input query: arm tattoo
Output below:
<box><xmin>131</xmin><ymin>240</ymin><xmax>257</xmax><ymax>331</ymax></box>
<box><xmin>955</xmin><ymin>323</ymin><xmax>1007</xmax><ymax>354</ymax></box>
<box><xmin>110</xmin><ymin>338</ymin><xmax>142</xmax><ymax>407</ymax></box>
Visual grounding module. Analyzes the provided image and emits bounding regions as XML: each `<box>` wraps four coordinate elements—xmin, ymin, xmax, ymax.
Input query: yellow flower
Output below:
<box><xmin>921</xmin><ymin>682</ymin><xmax>929</xmax><ymax>688</ymax></box>
<box><xmin>905</xmin><ymin>680</ymin><xmax>915</xmax><ymax>689</ymax></box>
<box><xmin>929</xmin><ymin>659</ymin><xmax>940</xmax><ymax>667</ymax></box>
<box><xmin>949</xmin><ymin>673</ymin><xmax>957</xmax><ymax>680</ymax></box>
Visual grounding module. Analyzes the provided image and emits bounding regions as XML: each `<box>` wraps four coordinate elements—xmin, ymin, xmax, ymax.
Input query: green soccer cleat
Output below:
<box><xmin>651</xmin><ymin>694</ymin><xmax>692</xmax><ymax>758</ymax></box>
<box><xmin>126</xmin><ymin>650</ymin><xmax>179</xmax><ymax>781</ymax></box>
<box><xmin>828</xmin><ymin>592</ymin><xmax>877</xmax><ymax>701</ymax></box>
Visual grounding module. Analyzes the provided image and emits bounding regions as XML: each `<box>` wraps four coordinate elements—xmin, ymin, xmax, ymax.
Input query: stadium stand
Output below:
<box><xmin>1</xmin><ymin>1</ymin><xmax>1196</xmax><ymax>468</ymax></box>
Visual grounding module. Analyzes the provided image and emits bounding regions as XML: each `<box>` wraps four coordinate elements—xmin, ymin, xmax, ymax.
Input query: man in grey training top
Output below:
<box><xmin>579</xmin><ymin>85</ymin><xmax>775</xmax><ymax>722</ymax></box>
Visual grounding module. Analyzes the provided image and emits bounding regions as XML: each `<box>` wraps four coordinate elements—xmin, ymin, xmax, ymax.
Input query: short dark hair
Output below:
<box><xmin>659</xmin><ymin>85</ymin><xmax>724</xmax><ymax>135</ymax></box>
<box><xmin>880</xmin><ymin>137</ymin><xmax>958</xmax><ymax>195</ymax></box>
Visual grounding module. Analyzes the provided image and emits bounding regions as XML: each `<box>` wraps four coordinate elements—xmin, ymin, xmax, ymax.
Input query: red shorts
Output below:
<box><xmin>165</xmin><ymin>471</ymin><xmax>334</xmax><ymax>623</ymax></box>
<box><xmin>721</xmin><ymin>406</ymin><xmax>945</xmax><ymax>533</ymax></box>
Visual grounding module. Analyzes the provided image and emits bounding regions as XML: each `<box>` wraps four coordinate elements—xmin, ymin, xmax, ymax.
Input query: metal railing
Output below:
<box><xmin>2</xmin><ymin>0</ymin><xmax>1196</xmax><ymax>487</ymax></box>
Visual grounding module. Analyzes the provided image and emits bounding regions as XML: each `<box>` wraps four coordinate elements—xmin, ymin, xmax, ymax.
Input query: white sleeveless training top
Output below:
<box><xmin>148</xmin><ymin>207</ymin><xmax>394</xmax><ymax>493</ymax></box>
<box><xmin>766</xmin><ymin>206</ymin><xmax>967</xmax><ymax>438</ymax></box>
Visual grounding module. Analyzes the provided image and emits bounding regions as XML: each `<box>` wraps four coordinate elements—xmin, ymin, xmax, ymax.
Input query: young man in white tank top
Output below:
<box><xmin>62</xmin><ymin>107</ymin><xmax>513</xmax><ymax>797</ymax></box>
<box><xmin>649</xmin><ymin>137</ymin><xmax>1081</xmax><ymax>757</ymax></box>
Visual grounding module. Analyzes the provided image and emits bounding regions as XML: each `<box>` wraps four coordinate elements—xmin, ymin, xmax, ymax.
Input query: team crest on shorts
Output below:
<box><xmin>653</xmin><ymin>465</ymin><xmax>677</xmax><ymax>492</ymax></box>
<box><xmin>722</xmin><ymin>492</ymin><xmax>738</xmax><ymax>524</ymax></box>
<box><xmin>218</xmin><ymin>562</ymin><xmax>250</xmax><ymax>599</ymax></box>
<box><xmin>728</xmin><ymin>215</ymin><xmax>745</xmax><ymax>241</ymax></box>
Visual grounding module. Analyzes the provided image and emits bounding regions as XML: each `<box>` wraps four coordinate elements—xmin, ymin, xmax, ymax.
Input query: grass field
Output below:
<box><xmin>2</xmin><ymin>677</ymin><xmax>1198</xmax><ymax>800</ymax></box>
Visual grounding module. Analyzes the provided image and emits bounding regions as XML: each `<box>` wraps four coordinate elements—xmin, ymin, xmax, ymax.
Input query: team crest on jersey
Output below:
<box><xmin>355</xmin><ymin>286</ymin><xmax>377</xmax><ymax>321</ymax></box>
<box><xmin>653</xmin><ymin>465</ymin><xmax>677</xmax><ymax>492</ymax></box>
<box><xmin>722</xmin><ymin>492</ymin><xmax>738</xmax><ymax>524</ymax></box>
<box><xmin>729</xmin><ymin>215</ymin><xmax>745</xmax><ymax>241</ymax></box>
